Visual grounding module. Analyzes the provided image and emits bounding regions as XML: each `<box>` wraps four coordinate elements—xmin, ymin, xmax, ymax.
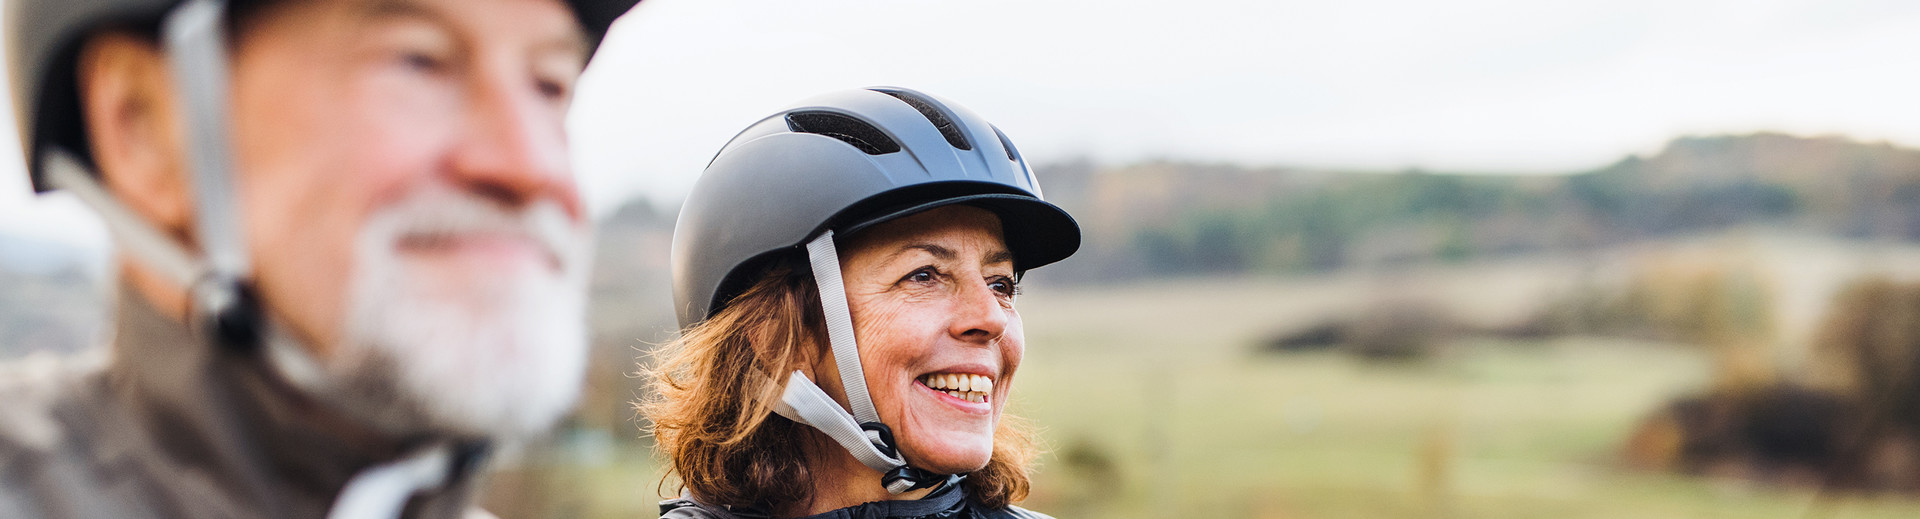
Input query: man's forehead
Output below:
<box><xmin>348</xmin><ymin>0</ymin><xmax>587</xmax><ymax>49</ymax></box>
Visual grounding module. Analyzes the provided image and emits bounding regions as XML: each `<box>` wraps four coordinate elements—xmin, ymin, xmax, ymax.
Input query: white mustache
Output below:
<box><xmin>369</xmin><ymin>188</ymin><xmax>584</xmax><ymax>270</ymax></box>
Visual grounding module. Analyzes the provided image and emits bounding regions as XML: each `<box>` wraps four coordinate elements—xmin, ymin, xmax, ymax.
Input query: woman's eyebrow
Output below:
<box><xmin>880</xmin><ymin>243</ymin><xmax>1011</xmax><ymax>266</ymax></box>
<box><xmin>890</xmin><ymin>243</ymin><xmax>957</xmax><ymax>262</ymax></box>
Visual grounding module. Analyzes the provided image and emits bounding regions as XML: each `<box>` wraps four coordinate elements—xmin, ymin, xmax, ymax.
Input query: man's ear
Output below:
<box><xmin>76</xmin><ymin>30</ymin><xmax>192</xmax><ymax>239</ymax></box>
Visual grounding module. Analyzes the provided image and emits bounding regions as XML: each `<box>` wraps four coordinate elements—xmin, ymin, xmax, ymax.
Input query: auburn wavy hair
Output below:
<box><xmin>639</xmin><ymin>260</ymin><xmax>1037</xmax><ymax>512</ymax></box>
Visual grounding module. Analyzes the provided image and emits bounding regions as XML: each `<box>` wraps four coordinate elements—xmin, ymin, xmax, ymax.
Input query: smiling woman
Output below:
<box><xmin>641</xmin><ymin>88</ymin><xmax>1079</xmax><ymax>518</ymax></box>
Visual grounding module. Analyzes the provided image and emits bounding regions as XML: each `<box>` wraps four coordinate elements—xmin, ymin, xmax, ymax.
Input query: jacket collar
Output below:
<box><xmin>99</xmin><ymin>284</ymin><xmax>482</xmax><ymax>517</ymax></box>
<box><xmin>791</xmin><ymin>477</ymin><xmax>969</xmax><ymax>519</ymax></box>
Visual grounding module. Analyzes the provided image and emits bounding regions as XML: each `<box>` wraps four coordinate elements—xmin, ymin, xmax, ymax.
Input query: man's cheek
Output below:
<box><xmin>354</xmin><ymin>79</ymin><xmax>459</xmax><ymax>151</ymax></box>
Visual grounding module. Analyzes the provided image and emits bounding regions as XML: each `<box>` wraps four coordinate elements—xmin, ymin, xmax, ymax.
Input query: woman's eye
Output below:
<box><xmin>905</xmin><ymin>269</ymin><xmax>936</xmax><ymax>284</ymax></box>
<box><xmin>989</xmin><ymin>278</ymin><xmax>1019</xmax><ymax>298</ymax></box>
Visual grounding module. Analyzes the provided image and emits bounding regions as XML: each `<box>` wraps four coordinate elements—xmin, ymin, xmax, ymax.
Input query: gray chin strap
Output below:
<box><xmin>324</xmin><ymin>443</ymin><xmax>459</xmax><ymax>519</ymax></box>
<box><xmin>40</xmin><ymin>0</ymin><xmax>472</xmax><ymax>516</ymax></box>
<box><xmin>768</xmin><ymin>231</ymin><xmax>935</xmax><ymax>495</ymax></box>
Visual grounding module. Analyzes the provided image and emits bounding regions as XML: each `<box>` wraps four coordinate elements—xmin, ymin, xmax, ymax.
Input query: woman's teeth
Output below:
<box><xmin>919</xmin><ymin>373</ymin><xmax>993</xmax><ymax>404</ymax></box>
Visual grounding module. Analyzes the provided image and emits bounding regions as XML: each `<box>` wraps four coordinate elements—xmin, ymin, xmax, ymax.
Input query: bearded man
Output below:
<box><xmin>0</xmin><ymin>0</ymin><xmax>638</xmax><ymax>516</ymax></box>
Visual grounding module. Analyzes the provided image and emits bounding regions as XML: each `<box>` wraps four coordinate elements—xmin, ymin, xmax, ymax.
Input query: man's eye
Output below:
<box><xmin>535</xmin><ymin>78</ymin><xmax>570</xmax><ymax>101</ymax></box>
<box><xmin>398</xmin><ymin>50</ymin><xmax>447</xmax><ymax>74</ymax></box>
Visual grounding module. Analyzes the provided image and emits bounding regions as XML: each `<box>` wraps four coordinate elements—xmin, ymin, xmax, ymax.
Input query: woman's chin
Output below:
<box><xmin>903</xmin><ymin>435</ymin><xmax>994</xmax><ymax>474</ymax></box>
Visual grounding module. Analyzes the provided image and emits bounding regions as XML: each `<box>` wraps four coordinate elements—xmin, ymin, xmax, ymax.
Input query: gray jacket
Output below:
<box><xmin>0</xmin><ymin>287</ymin><xmax>487</xmax><ymax>518</ymax></box>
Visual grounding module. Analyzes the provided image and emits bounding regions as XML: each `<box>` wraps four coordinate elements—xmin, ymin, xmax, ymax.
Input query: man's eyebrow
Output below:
<box><xmin>535</xmin><ymin>32</ymin><xmax>591</xmax><ymax>63</ymax></box>
<box><xmin>358</xmin><ymin>0</ymin><xmax>446</xmax><ymax>24</ymax></box>
<box><xmin>358</xmin><ymin>0</ymin><xmax>589</xmax><ymax>61</ymax></box>
<box><xmin>985</xmin><ymin>250</ymin><xmax>1014</xmax><ymax>266</ymax></box>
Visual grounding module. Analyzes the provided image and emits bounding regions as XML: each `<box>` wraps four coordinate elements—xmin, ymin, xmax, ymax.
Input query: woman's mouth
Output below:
<box><xmin>917</xmin><ymin>372</ymin><xmax>993</xmax><ymax>404</ymax></box>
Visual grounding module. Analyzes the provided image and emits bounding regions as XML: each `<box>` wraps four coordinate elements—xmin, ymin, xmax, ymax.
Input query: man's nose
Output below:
<box><xmin>948</xmin><ymin>279</ymin><xmax>1010</xmax><ymax>344</ymax></box>
<box><xmin>445</xmin><ymin>74</ymin><xmax>581</xmax><ymax>220</ymax></box>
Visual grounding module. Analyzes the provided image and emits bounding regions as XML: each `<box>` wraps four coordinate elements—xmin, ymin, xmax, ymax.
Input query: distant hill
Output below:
<box><xmin>1589</xmin><ymin>134</ymin><xmax>1920</xmax><ymax>239</ymax></box>
<box><xmin>1035</xmin><ymin>133</ymin><xmax>1920</xmax><ymax>282</ymax></box>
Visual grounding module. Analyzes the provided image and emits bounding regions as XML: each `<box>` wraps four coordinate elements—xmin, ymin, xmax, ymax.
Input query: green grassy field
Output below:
<box><xmin>1007</xmin><ymin>277</ymin><xmax>1920</xmax><ymax>518</ymax></box>
<box><xmin>506</xmin><ymin>275</ymin><xmax>1920</xmax><ymax>518</ymax></box>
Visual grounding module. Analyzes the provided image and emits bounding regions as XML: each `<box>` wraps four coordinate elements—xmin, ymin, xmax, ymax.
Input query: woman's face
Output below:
<box><xmin>820</xmin><ymin>205</ymin><xmax>1023</xmax><ymax>474</ymax></box>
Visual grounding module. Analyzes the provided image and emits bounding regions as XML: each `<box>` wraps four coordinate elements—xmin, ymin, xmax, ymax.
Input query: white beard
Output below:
<box><xmin>326</xmin><ymin>186</ymin><xmax>591</xmax><ymax>440</ymax></box>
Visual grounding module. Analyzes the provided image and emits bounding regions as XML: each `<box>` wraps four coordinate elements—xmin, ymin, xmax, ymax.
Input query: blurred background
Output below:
<box><xmin>9</xmin><ymin>0</ymin><xmax>1920</xmax><ymax>517</ymax></box>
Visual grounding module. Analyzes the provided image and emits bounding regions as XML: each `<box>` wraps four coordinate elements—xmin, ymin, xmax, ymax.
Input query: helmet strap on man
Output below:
<box><xmin>160</xmin><ymin>0</ymin><xmax>266</xmax><ymax>354</ymax></box>
<box><xmin>767</xmin><ymin>230</ymin><xmax>949</xmax><ymax>495</ymax></box>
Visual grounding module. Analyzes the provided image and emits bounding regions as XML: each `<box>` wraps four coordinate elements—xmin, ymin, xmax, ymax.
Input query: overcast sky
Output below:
<box><xmin>7</xmin><ymin>0</ymin><xmax>1920</xmax><ymax>249</ymax></box>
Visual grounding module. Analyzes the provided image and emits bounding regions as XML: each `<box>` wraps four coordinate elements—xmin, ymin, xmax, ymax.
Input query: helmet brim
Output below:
<box><xmin>839</xmin><ymin>193</ymin><xmax>1081</xmax><ymax>273</ymax></box>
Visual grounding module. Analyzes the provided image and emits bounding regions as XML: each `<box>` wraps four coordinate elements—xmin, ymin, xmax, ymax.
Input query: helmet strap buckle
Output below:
<box><xmin>860</xmin><ymin>421</ymin><xmax>899</xmax><ymax>458</ymax></box>
<box><xmin>881</xmin><ymin>466</ymin><xmax>946</xmax><ymax>494</ymax></box>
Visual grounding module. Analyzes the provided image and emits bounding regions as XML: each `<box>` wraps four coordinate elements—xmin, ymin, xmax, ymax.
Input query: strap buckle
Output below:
<box><xmin>882</xmin><ymin>466</ymin><xmax>946</xmax><ymax>494</ymax></box>
<box><xmin>860</xmin><ymin>421</ymin><xmax>899</xmax><ymax>458</ymax></box>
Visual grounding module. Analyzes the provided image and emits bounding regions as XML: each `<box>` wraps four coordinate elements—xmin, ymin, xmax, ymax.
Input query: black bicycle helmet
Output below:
<box><xmin>671</xmin><ymin>86</ymin><xmax>1080</xmax><ymax>329</ymax></box>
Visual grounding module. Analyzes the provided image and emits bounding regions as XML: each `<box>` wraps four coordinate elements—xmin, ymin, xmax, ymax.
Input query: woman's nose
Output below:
<box><xmin>948</xmin><ymin>280</ymin><xmax>1009</xmax><ymax>344</ymax></box>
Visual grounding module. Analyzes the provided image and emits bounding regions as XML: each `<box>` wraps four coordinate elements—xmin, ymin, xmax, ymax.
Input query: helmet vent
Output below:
<box><xmin>787</xmin><ymin>112</ymin><xmax>902</xmax><ymax>155</ymax></box>
<box><xmin>875</xmin><ymin>89</ymin><xmax>973</xmax><ymax>151</ymax></box>
<box><xmin>992</xmin><ymin>125</ymin><xmax>1019</xmax><ymax>162</ymax></box>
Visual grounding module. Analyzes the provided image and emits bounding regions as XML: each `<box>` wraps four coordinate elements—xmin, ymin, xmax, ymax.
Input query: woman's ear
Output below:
<box><xmin>794</xmin><ymin>336</ymin><xmax>822</xmax><ymax>380</ymax></box>
<box><xmin>76</xmin><ymin>30</ymin><xmax>193</xmax><ymax>239</ymax></box>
